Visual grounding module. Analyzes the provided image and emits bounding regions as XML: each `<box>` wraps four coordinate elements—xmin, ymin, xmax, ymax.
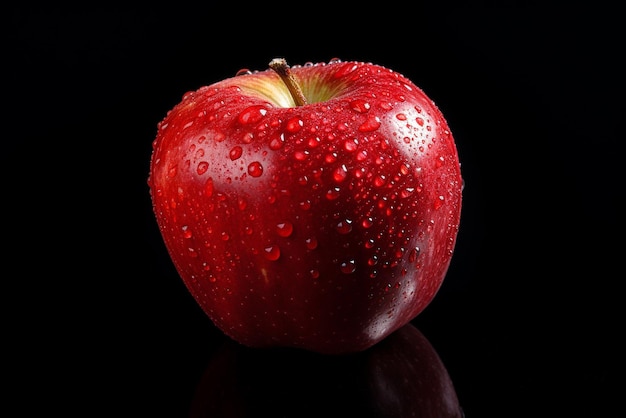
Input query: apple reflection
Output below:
<box><xmin>190</xmin><ymin>324</ymin><xmax>463</xmax><ymax>417</ymax></box>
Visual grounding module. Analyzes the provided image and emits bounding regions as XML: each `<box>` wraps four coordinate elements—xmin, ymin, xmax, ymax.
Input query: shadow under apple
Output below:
<box><xmin>190</xmin><ymin>323</ymin><xmax>463</xmax><ymax>417</ymax></box>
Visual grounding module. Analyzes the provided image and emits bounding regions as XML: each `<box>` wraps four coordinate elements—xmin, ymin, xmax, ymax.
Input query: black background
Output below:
<box><xmin>5</xmin><ymin>3</ymin><xmax>624</xmax><ymax>417</ymax></box>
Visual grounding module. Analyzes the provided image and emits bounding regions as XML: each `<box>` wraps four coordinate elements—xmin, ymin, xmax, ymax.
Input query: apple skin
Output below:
<box><xmin>190</xmin><ymin>323</ymin><xmax>464</xmax><ymax>417</ymax></box>
<box><xmin>148</xmin><ymin>59</ymin><xmax>463</xmax><ymax>354</ymax></box>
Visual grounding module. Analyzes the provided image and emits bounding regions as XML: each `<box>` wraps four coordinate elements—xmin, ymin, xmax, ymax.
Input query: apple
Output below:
<box><xmin>148</xmin><ymin>58</ymin><xmax>463</xmax><ymax>354</ymax></box>
<box><xmin>190</xmin><ymin>323</ymin><xmax>464</xmax><ymax>417</ymax></box>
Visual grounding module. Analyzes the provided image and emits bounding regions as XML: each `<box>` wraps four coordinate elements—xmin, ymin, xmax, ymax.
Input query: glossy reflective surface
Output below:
<box><xmin>190</xmin><ymin>324</ymin><xmax>462</xmax><ymax>417</ymax></box>
<box><xmin>6</xmin><ymin>4</ymin><xmax>621</xmax><ymax>417</ymax></box>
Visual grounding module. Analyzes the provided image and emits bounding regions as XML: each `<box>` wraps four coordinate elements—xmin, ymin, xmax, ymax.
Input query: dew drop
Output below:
<box><xmin>332</xmin><ymin>62</ymin><xmax>358</xmax><ymax>78</ymax></box>
<box><xmin>340</xmin><ymin>260</ymin><xmax>356</xmax><ymax>274</ymax></box>
<box><xmin>333</xmin><ymin>165</ymin><xmax>348</xmax><ymax>182</ymax></box>
<box><xmin>242</xmin><ymin>132</ymin><xmax>254</xmax><ymax>144</ymax></box>
<box><xmin>416</xmin><ymin>117</ymin><xmax>424</xmax><ymax>126</ymax></box>
<box><xmin>229</xmin><ymin>146</ymin><xmax>243</xmax><ymax>160</ymax></box>
<box><xmin>325</xmin><ymin>187</ymin><xmax>341</xmax><ymax>200</ymax></box>
<box><xmin>182</xmin><ymin>225</ymin><xmax>192</xmax><ymax>239</ymax></box>
<box><xmin>396</xmin><ymin>113</ymin><xmax>407</xmax><ymax>121</ymax></box>
<box><xmin>344</xmin><ymin>139</ymin><xmax>358</xmax><ymax>152</ymax></box>
<box><xmin>238</xmin><ymin>105</ymin><xmax>267</xmax><ymax>125</ymax></box>
<box><xmin>236</xmin><ymin>68</ymin><xmax>252</xmax><ymax>76</ymax></box>
<box><xmin>400</xmin><ymin>187</ymin><xmax>415</xmax><ymax>198</ymax></box>
<box><xmin>335</xmin><ymin>219</ymin><xmax>353</xmax><ymax>234</ymax></box>
<box><xmin>409</xmin><ymin>247</ymin><xmax>420</xmax><ymax>263</ymax></box>
<box><xmin>276</xmin><ymin>222</ymin><xmax>294</xmax><ymax>237</ymax></box>
<box><xmin>434</xmin><ymin>195</ymin><xmax>445</xmax><ymax>210</ymax></box>
<box><xmin>349</xmin><ymin>99</ymin><xmax>370</xmax><ymax>113</ymax></box>
<box><xmin>310</xmin><ymin>269</ymin><xmax>320</xmax><ymax>279</ymax></box>
<box><xmin>325</xmin><ymin>153</ymin><xmax>338</xmax><ymax>163</ymax></box>
<box><xmin>269</xmin><ymin>134</ymin><xmax>285</xmax><ymax>150</ymax></box>
<box><xmin>361</xmin><ymin>217</ymin><xmax>373</xmax><ymax>228</ymax></box>
<box><xmin>305</xmin><ymin>237</ymin><xmax>318</xmax><ymax>250</ymax></box>
<box><xmin>373</xmin><ymin>175</ymin><xmax>387</xmax><ymax>187</ymax></box>
<box><xmin>248</xmin><ymin>161</ymin><xmax>263</xmax><ymax>177</ymax></box>
<box><xmin>263</xmin><ymin>245</ymin><xmax>281</xmax><ymax>261</ymax></box>
<box><xmin>286</xmin><ymin>117</ymin><xmax>303</xmax><ymax>133</ymax></box>
<box><xmin>294</xmin><ymin>150</ymin><xmax>309</xmax><ymax>161</ymax></box>
<box><xmin>167</xmin><ymin>164</ymin><xmax>177</xmax><ymax>178</ymax></box>
<box><xmin>197</xmin><ymin>161</ymin><xmax>209</xmax><ymax>175</ymax></box>
<box><xmin>204</xmin><ymin>177</ymin><xmax>214</xmax><ymax>197</ymax></box>
<box><xmin>358</xmin><ymin>116</ymin><xmax>381</xmax><ymax>132</ymax></box>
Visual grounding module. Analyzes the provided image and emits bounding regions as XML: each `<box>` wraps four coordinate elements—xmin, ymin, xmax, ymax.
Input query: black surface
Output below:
<box><xmin>5</xmin><ymin>4</ymin><xmax>623</xmax><ymax>417</ymax></box>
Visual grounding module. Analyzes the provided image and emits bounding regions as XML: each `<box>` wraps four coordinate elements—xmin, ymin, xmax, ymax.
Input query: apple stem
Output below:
<box><xmin>269</xmin><ymin>58</ymin><xmax>308</xmax><ymax>106</ymax></box>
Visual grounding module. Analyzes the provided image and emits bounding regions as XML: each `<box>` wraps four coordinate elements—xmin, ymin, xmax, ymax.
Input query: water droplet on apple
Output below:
<box><xmin>235</xmin><ymin>68</ymin><xmax>252</xmax><ymax>76</ymax></box>
<box><xmin>434</xmin><ymin>195</ymin><xmax>445</xmax><ymax>210</ymax></box>
<box><xmin>361</xmin><ymin>217</ymin><xmax>373</xmax><ymax>228</ymax></box>
<box><xmin>229</xmin><ymin>146</ymin><xmax>243</xmax><ymax>160</ymax></box>
<box><xmin>332</xmin><ymin>165</ymin><xmax>348</xmax><ymax>182</ymax></box>
<box><xmin>332</xmin><ymin>62</ymin><xmax>359</xmax><ymax>79</ymax></box>
<box><xmin>349</xmin><ymin>99</ymin><xmax>370</xmax><ymax>113</ymax></box>
<box><xmin>335</xmin><ymin>219</ymin><xmax>353</xmax><ymax>234</ymax></box>
<box><xmin>343</xmin><ymin>139</ymin><xmax>358</xmax><ymax>152</ymax></box>
<box><xmin>294</xmin><ymin>150</ymin><xmax>309</xmax><ymax>161</ymax></box>
<box><xmin>248</xmin><ymin>161</ymin><xmax>263</xmax><ymax>177</ymax></box>
<box><xmin>285</xmin><ymin>117</ymin><xmax>303</xmax><ymax>133</ymax></box>
<box><xmin>416</xmin><ymin>117</ymin><xmax>425</xmax><ymax>126</ymax></box>
<box><xmin>182</xmin><ymin>225</ymin><xmax>192</xmax><ymax>239</ymax></box>
<box><xmin>368</xmin><ymin>256</ymin><xmax>378</xmax><ymax>266</ymax></box>
<box><xmin>340</xmin><ymin>260</ymin><xmax>356</xmax><ymax>274</ymax></box>
<box><xmin>373</xmin><ymin>175</ymin><xmax>387</xmax><ymax>187</ymax></box>
<box><xmin>242</xmin><ymin>132</ymin><xmax>254</xmax><ymax>144</ymax></box>
<box><xmin>167</xmin><ymin>164</ymin><xmax>178</xmax><ymax>178</ymax></box>
<box><xmin>197</xmin><ymin>161</ymin><xmax>209</xmax><ymax>175</ymax></box>
<box><xmin>400</xmin><ymin>187</ymin><xmax>415</xmax><ymax>198</ymax></box>
<box><xmin>325</xmin><ymin>187</ymin><xmax>341</xmax><ymax>200</ymax></box>
<box><xmin>310</xmin><ymin>269</ymin><xmax>320</xmax><ymax>279</ymax></box>
<box><xmin>204</xmin><ymin>177</ymin><xmax>214</xmax><ymax>197</ymax></box>
<box><xmin>305</xmin><ymin>237</ymin><xmax>318</xmax><ymax>250</ymax></box>
<box><xmin>269</xmin><ymin>134</ymin><xmax>285</xmax><ymax>150</ymax></box>
<box><xmin>276</xmin><ymin>222</ymin><xmax>294</xmax><ymax>237</ymax></box>
<box><xmin>358</xmin><ymin>116</ymin><xmax>381</xmax><ymax>132</ymax></box>
<box><xmin>409</xmin><ymin>246</ymin><xmax>420</xmax><ymax>263</ymax></box>
<box><xmin>263</xmin><ymin>245</ymin><xmax>281</xmax><ymax>261</ymax></box>
<box><xmin>396</xmin><ymin>113</ymin><xmax>407</xmax><ymax>121</ymax></box>
<box><xmin>238</xmin><ymin>105</ymin><xmax>267</xmax><ymax>125</ymax></box>
<box><xmin>325</xmin><ymin>153</ymin><xmax>337</xmax><ymax>163</ymax></box>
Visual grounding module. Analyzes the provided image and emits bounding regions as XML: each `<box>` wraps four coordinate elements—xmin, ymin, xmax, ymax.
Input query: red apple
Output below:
<box><xmin>148</xmin><ymin>58</ymin><xmax>463</xmax><ymax>354</ymax></box>
<box><xmin>190</xmin><ymin>324</ymin><xmax>464</xmax><ymax>417</ymax></box>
